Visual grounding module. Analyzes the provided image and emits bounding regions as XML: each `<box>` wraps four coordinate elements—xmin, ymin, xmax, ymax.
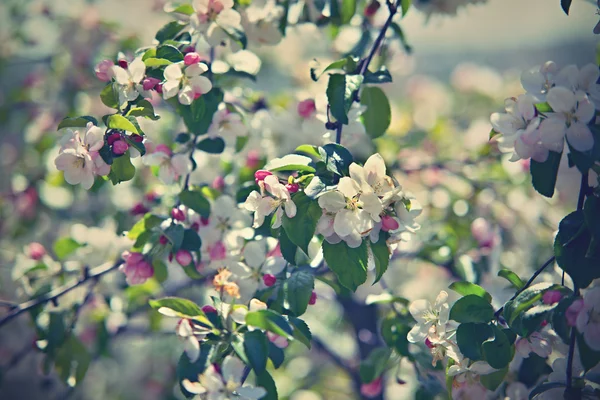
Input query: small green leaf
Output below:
<box><xmin>456</xmin><ymin>323</ymin><xmax>493</xmax><ymax>361</ymax></box>
<box><xmin>326</xmin><ymin>74</ymin><xmax>363</xmax><ymax>125</ymax></box>
<box><xmin>498</xmin><ymin>269</ymin><xmax>524</xmax><ymax>290</ymax></box>
<box><xmin>126</xmin><ymin>99</ymin><xmax>160</xmax><ymax>120</ymax></box>
<box><xmin>449</xmin><ymin>295</ymin><xmax>494</xmax><ymax>324</ymax></box>
<box><xmin>285</xmin><ymin>271</ymin><xmax>314</xmax><ymax>316</ymax></box>
<box><xmin>57</xmin><ymin>116</ymin><xmax>98</xmax><ymax>130</ymax></box>
<box><xmin>295</xmin><ymin>144</ymin><xmax>321</xmax><ymax>158</ymax></box>
<box><xmin>577</xmin><ymin>332</ymin><xmax>600</xmax><ymax>371</ymax></box>
<box><xmin>360</xmin><ymin>86</ymin><xmax>391</xmax><ymax>138</ymax></box>
<box><xmin>53</xmin><ymin>237</ymin><xmax>83</xmax><ymax>260</ymax></box>
<box><xmin>255</xmin><ymin>370</ymin><xmax>278</xmax><ymax>400</ymax></box>
<box><xmin>152</xmin><ymin>259</ymin><xmax>168</xmax><ymax>283</ymax></box>
<box><xmin>143</xmin><ymin>57</ymin><xmax>172</xmax><ymax>68</ymax></box>
<box><xmin>268</xmin><ymin>341</ymin><xmax>285</xmax><ymax>369</ymax></box>
<box><xmin>530</xmin><ymin>150</ymin><xmax>562</xmax><ymax>198</ymax></box>
<box><xmin>196</xmin><ymin>137</ymin><xmax>225</xmax><ymax>154</ymax></box>
<box><xmin>265</xmin><ymin>154</ymin><xmax>316</xmax><ymax>173</ymax></box>
<box><xmin>164</xmin><ymin>224</ymin><xmax>185</xmax><ymax>251</ymax></box>
<box><xmin>401</xmin><ymin>0</ymin><xmax>411</xmax><ymax>17</ymax></box>
<box><xmin>100</xmin><ymin>83</ymin><xmax>120</xmax><ymax>109</ymax></box>
<box><xmin>363</xmin><ymin>67</ymin><xmax>392</xmax><ymax>84</ymax></box>
<box><xmin>561</xmin><ymin>0</ymin><xmax>572</xmax><ymax>15</ymax></box>
<box><xmin>503</xmin><ymin>282</ymin><xmax>555</xmax><ymax>325</ymax></box>
<box><xmin>244</xmin><ymin>330</ymin><xmax>269</xmax><ymax>373</ymax></box>
<box><xmin>448</xmin><ymin>282</ymin><xmax>492</xmax><ymax>303</ymax></box>
<box><xmin>318</xmin><ymin>143</ymin><xmax>354</xmax><ymax>176</ymax></box>
<box><xmin>482</xmin><ymin>325</ymin><xmax>513</xmax><ymax>369</ymax></box>
<box><xmin>108</xmin><ymin>151</ymin><xmax>136</xmax><ymax>184</ymax></box>
<box><xmin>380</xmin><ymin>315</ymin><xmax>411</xmax><ymax>357</ymax></box>
<box><xmin>535</xmin><ymin>102</ymin><xmax>552</xmax><ymax>113</ymax></box>
<box><xmin>149</xmin><ymin>297</ymin><xmax>207</xmax><ymax>320</ymax></box>
<box><xmin>107</xmin><ymin>115</ymin><xmax>140</xmax><ymax>134</ymax></box>
<box><xmin>322</xmin><ymin>240</ymin><xmax>369</xmax><ymax>291</ymax></box>
<box><xmin>370</xmin><ymin>234</ymin><xmax>390</xmax><ymax>284</ymax></box>
<box><xmin>359</xmin><ymin>347</ymin><xmax>391</xmax><ymax>383</ymax></box>
<box><xmin>181</xmin><ymin>229</ymin><xmax>202</xmax><ymax>253</ymax></box>
<box><xmin>156</xmin><ymin>44</ymin><xmax>184</xmax><ymax>63</ymax></box>
<box><xmin>245</xmin><ymin>310</ymin><xmax>293</xmax><ymax>339</ymax></box>
<box><xmin>155</xmin><ymin>21</ymin><xmax>187</xmax><ymax>43</ymax></box>
<box><xmin>279</xmin><ymin>229</ymin><xmax>298</xmax><ymax>265</ymax></box>
<box><xmin>179</xmin><ymin>189</ymin><xmax>211</xmax><ymax>218</ymax></box>
<box><xmin>282</xmin><ymin>192</ymin><xmax>321</xmax><ymax>254</ymax></box>
<box><xmin>289</xmin><ymin>317</ymin><xmax>312</xmax><ymax>348</ymax></box>
<box><xmin>341</xmin><ymin>0</ymin><xmax>356</xmax><ymax>24</ymax></box>
<box><xmin>170</xmin><ymin>4</ymin><xmax>194</xmax><ymax>15</ymax></box>
<box><xmin>128</xmin><ymin>214</ymin><xmax>163</xmax><ymax>239</ymax></box>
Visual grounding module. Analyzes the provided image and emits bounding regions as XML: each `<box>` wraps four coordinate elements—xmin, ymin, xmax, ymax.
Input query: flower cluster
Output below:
<box><xmin>243</xmin><ymin>172</ymin><xmax>297</xmax><ymax>229</ymax></box>
<box><xmin>491</xmin><ymin>62</ymin><xmax>599</xmax><ymax>163</ymax></box>
<box><xmin>317</xmin><ymin>154</ymin><xmax>421</xmax><ymax>247</ymax></box>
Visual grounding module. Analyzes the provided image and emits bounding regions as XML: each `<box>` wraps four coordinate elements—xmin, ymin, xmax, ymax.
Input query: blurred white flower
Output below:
<box><xmin>576</xmin><ymin>285</ymin><xmax>600</xmax><ymax>351</ymax></box>
<box><xmin>142</xmin><ymin>146</ymin><xmax>192</xmax><ymax>184</ymax></box>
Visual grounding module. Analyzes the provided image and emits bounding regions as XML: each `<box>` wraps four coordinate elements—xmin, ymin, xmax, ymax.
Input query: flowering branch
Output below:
<box><xmin>0</xmin><ymin>260</ymin><xmax>124</xmax><ymax>328</ymax></box>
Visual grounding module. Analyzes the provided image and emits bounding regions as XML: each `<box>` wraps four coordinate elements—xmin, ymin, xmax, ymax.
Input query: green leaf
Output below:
<box><xmin>380</xmin><ymin>315</ymin><xmax>411</xmax><ymax>357</ymax></box>
<box><xmin>390</xmin><ymin>22</ymin><xmax>412</xmax><ymax>53</ymax></box>
<box><xmin>128</xmin><ymin>213</ymin><xmax>163</xmax><ymax>239</ymax></box>
<box><xmin>181</xmin><ymin>229</ymin><xmax>202</xmax><ymax>253</ymax></box>
<box><xmin>285</xmin><ymin>271</ymin><xmax>314</xmax><ymax>316</ymax></box>
<box><xmin>244</xmin><ymin>330</ymin><xmax>269</xmax><ymax>373</ymax></box>
<box><xmin>326</xmin><ymin>73</ymin><xmax>363</xmax><ymax>125</ymax></box>
<box><xmin>370</xmin><ymin>234</ymin><xmax>390</xmax><ymax>284</ymax></box>
<box><xmin>156</xmin><ymin>44</ymin><xmax>183</xmax><ymax>62</ymax></box>
<box><xmin>265</xmin><ymin>154</ymin><xmax>315</xmax><ymax>173</ymax></box>
<box><xmin>530</xmin><ymin>150</ymin><xmax>562</xmax><ymax>198</ymax></box>
<box><xmin>551</xmin><ymin>296</ymin><xmax>575</xmax><ymax>343</ymax></box>
<box><xmin>126</xmin><ymin>99</ymin><xmax>160</xmax><ymax>120</ymax></box>
<box><xmin>152</xmin><ymin>259</ymin><xmax>168</xmax><ymax>283</ymax></box>
<box><xmin>100</xmin><ymin>83</ymin><xmax>120</xmax><ymax>109</ymax></box>
<box><xmin>503</xmin><ymin>282</ymin><xmax>554</xmax><ymax>325</ymax></box>
<box><xmin>449</xmin><ymin>295</ymin><xmax>494</xmax><ymax>324</ymax></box>
<box><xmin>149</xmin><ymin>297</ymin><xmax>207</xmax><ymax>320</ymax></box>
<box><xmin>318</xmin><ymin>143</ymin><xmax>354</xmax><ymax>176</ymax></box>
<box><xmin>360</xmin><ymin>86</ymin><xmax>391</xmax><ymax>138</ymax></box>
<box><xmin>359</xmin><ymin>347</ymin><xmax>391</xmax><ymax>383</ymax></box>
<box><xmin>282</xmin><ymin>192</ymin><xmax>321</xmax><ymax>254</ymax></box>
<box><xmin>554</xmin><ymin>210</ymin><xmax>600</xmax><ymax>289</ymax></box>
<box><xmin>179</xmin><ymin>190</ymin><xmax>211</xmax><ymax>218</ymax></box>
<box><xmin>448</xmin><ymin>282</ymin><xmax>492</xmax><ymax>303</ymax></box>
<box><xmin>456</xmin><ymin>323</ymin><xmax>493</xmax><ymax>361</ymax></box>
<box><xmin>310</xmin><ymin>57</ymin><xmax>357</xmax><ymax>82</ymax></box>
<box><xmin>164</xmin><ymin>224</ymin><xmax>185</xmax><ymax>251</ymax></box>
<box><xmin>279</xmin><ymin>229</ymin><xmax>298</xmax><ymax>265</ymax></box>
<box><xmin>482</xmin><ymin>325</ymin><xmax>513</xmax><ymax>369</ymax></box>
<box><xmin>322</xmin><ymin>240</ymin><xmax>369</xmax><ymax>291</ymax></box>
<box><xmin>341</xmin><ymin>0</ymin><xmax>356</xmax><ymax>24</ymax></box>
<box><xmin>567</xmin><ymin>125</ymin><xmax>600</xmax><ymax>174</ymax></box>
<box><xmin>289</xmin><ymin>317</ymin><xmax>312</xmax><ymax>348</ymax></box>
<box><xmin>54</xmin><ymin>335</ymin><xmax>91</xmax><ymax>386</ymax></box>
<box><xmin>155</xmin><ymin>21</ymin><xmax>187</xmax><ymax>43</ymax></box>
<box><xmin>401</xmin><ymin>0</ymin><xmax>411</xmax><ymax>17</ymax></box>
<box><xmin>53</xmin><ymin>237</ymin><xmax>83</xmax><ymax>260</ymax></box>
<box><xmin>108</xmin><ymin>151</ymin><xmax>136</xmax><ymax>184</ymax></box>
<box><xmin>180</xmin><ymin>89</ymin><xmax>223</xmax><ymax>135</ymax></box>
<box><xmin>561</xmin><ymin>0</ymin><xmax>572</xmax><ymax>15</ymax></box>
<box><xmin>170</xmin><ymin>4</ymin><xmax>195</xmax><ymax>15</ymax></box>
<box><xmin>143</xmin><ymin>57</ymin><xmax>172</xmax><ymax>68</ymax></box>
<box><xmin>177</xmin><ymin>346</ymin><xmax>211</xmax><ymax>398</ymax></box>
<box><xmin>295</xmin><ymin>144</ymin><xmax>321</xmax><ymax>158</ymax></box>
<box><xmin>363</xmin><ymin>67</ymin><xmax>393</xmax><ymax>84</ymax></box>
<box><xmin>268</xmin><ymin>342</ymin><xmax>285</xmax><ymax>369</ymax></box>
<box><xmin>245</xmin><ymin>310</ymin><xmax>294</xmax><ymax>339</ymax></box>
<box><xmin>57</xmin><ymin>116</ymin><xmax>98</xmax><ymax>130</ymax></box>
<box><xmin>498</xmin><ymin>269</ymin><xmax>524</xmax><ymax>290</ymax></box>
<box><xmin>196</xmin><ymin>137</ymin><xmax>225</xmax><ymax>154</ymax></box>
<box><xmin>123</xmin><ymin>135</ymin><xmax>146</xmax><ymax>157</ymax></box>
<box><xmin>255</xmin><ymin>370</ymin><xmax>278</xmax><ymax>400</ymax></box>
<box><xmin>107</xmin><ymin>114</ymin><xmax>140</xmax><ymax>134</ymax></box>
<box><xmin>535</xmin><ymin>102</ymin><xmax>552</xmax><ymax>113</ymax></box>
<box><xmin>480</xmin><ymin>367</ymin><xmax>508</xmax><ymax>391</ymax></box>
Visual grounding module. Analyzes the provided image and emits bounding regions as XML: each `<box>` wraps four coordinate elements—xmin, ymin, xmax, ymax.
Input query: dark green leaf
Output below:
<box><xmin>359</xmin><ymin>347</ymin><xmax>391</xmax><ymax>383</ymax></box>
<box><xmin>181</xmin><ymin>229</ymin><xmax>202</xmax><ymax>253</ymax></box>
<box><xmin>255</xmin><ymin>370</ymin><xmax>278</xmax><ymax>400</ymax></box>
<box><xmin>363</xmin><ymin>67</ymin><xmax>393</xmax><ymax>84</ymax></box>
<box><xmin>390</xmin><ymin>22</ymin><xmax>412</xmax><ymax>53</ymax></box>
<box><xmin>100</xmin><ymin>83</ymin><xmax>120</xmax><ymax>109</ymax></box>
<box><xmin>128</xmin><ymin>213</ymin><xmax>163</xmax><ymax>239</ymax></box>
<box><xmin>370</xmin><ymin>233</ymin><xmax>390</xmax><ymax>284</ymax></box>
<box><xmin>326</xmin><ymin>73</ymin><xmax>363</xmax><ymax>125</ymax></box>
<box><xmin>164</xmin><ymin>224</ymin><xmax>185</xmax><ymax>251</ymax></box>
<box><xmin>268</xmin><ymin>341</ymin><xmax>285</xmax><ymax>369</ymax></box>
<box><xmin>279</xmin><ymin>229</ymin><xmax>298</xmax><ymax>265</ymax></box>
<box><xmin>245</xmin><ymin>310</ymin><xmax>293</xmax><ymax>339</ymax></box>
<box><xmin>449</xmin><ymin>295</ymin><xmax>494</xmax><ymax>324</ymax></box>
<box><xmin>322</xmin><ymin>240</ymin><xmax>369</xmax><ymax>291</ymax></box>
<box><xmin>482</xmin><ymin>325</ymin><xmax>514</xmax><ymax>369</ymax></box>
<box><xmin>123</xmin><ymin>135</ymin><xmax>146</xmax><ymax>157</ymax></box>
<box><xmin>156</xmin><ymin>21</ymin><xmax>187</xmax><ymax>43</ymax></box>
<box><xmin>57</xmin><ymin>116</ymin><xmax>98</xmax><ymax>130</ymax></box>
<box><xmin>318</xmin><ymin>143</ymin><xmax>354</xmax><ymax>176</ymax></box>
<box><xmin>551</xmin><ymin>296</ymin><xmax>575</xmax><ymax>343</ymax></box>
<box><xmin>54</xmin><ymin>335</ymin><xmax>91</xmax><ymax>386</ymax></box>
<box><xmin>456</xmin><ymin>323</ymin><xmax>493</xmax><ymax>361</ymax></box>
<box><xmin>196</xmin><ymin>137</ymin><xmax>225</xmax><ymax>154</ymax></box>
<box><xmin>360</xmin><ymin>86</ymin><xmax>391</xmax><ymax>138</ymax></box>
<box><xmin>282</xmin><ymin>192</ymin><xmax>321</xmax><ymax>254</ymax></box>
<box><xmin>285</xmin><ymin>271</ymin><xmax>314</xmax><ymax>316</ymax></box>
<box><xmin>289</xmin><ymin>317</ymin><xmax>312</xmax><ymax>348</ymax></box>
<box><xmin>53</xmin><ymin>237</ymin><xmax>83</xmax><ymax>260</ymax></box>
<box><xmin>152</xmin><ymin>259</ymin><xmax>168</xmax><ymax>283</ymax></box>
<box><xmin>156</xmin><ymin>44</ymin><xmax>183</xmax><ymax>62</ymax></box>
<box><xmin>177</xmin><ymin>345</ymin><xmax>211</xmax><ymax>398</ymax></box>
<box><xmin>380</xmin><ymin>315</ymin><xmax>411</xmax><ymax>357</ymax></box>
<box><xmin>577</xmin><ymin>333</ymin><xmax>600</xmax><ymax>371</ymax></box>
<box><xmin>448</xmin><ymin>282</ymin><xmax>492</xmax><ymax>303</ymax></box>
<box><xmin>530</xmin><ymin>150</ymin><xmax>562</xmax><ymax>198</ymax></box>
<box><xmin>244</xmin><ymin>330</ymin><xmax>269</xmax><ymax>373</ymax></box>
<box><xmin>179</xmin><ymin>189</ymin><xmax>211</xmax><ymax>218</ymax></box>
<box><xmin>498</xmin><ymin>269</ymin><xmax>524</xmax><ymax>289</ymax></box>
<box><xmin>561</xmin><ymin>0</ymin><xmax>572</xmax><ymax>15</ymax></box>
<box><xmin>503</xmin><ymin>283</ymin><xmax>555</xmax><ymax>325</ymax></box>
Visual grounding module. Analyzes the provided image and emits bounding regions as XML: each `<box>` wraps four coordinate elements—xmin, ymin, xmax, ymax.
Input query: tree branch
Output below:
<box><xmin>0</xmin><ymin>260</ymin><xmax>124</xmax><ymax>329</ymax></box>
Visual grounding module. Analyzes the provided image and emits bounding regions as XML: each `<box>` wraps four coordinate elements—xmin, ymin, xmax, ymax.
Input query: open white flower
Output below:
<box><xmin>142</xmin><ymin>148</ymin><xmax>193</xmax><ymax>184</ymax></box>
<box><xmin>111</xmin><ymin>58</ymin><xmax>147</xmax><ymax>104</ymax></box>
<box><xmin>243</xmin><ymin>175</ymin><xmax>296</xmax><ymax>228</ymax></box>
<box><xmin>407</xmin><ymin>291</ymin><xmax>450</xmax><ymax>343</ymax></box>
<box><xmin>521</xmin><ymin>61</ymin><xmax>558</xmax><ymax>102</ymax></box>
<box><xmin>163</xmin><ymin>62</ymin><xmax>213</xmax><ymax>105</ymax></box>
<box><xmin>576</xmin><ymin>285</ymin><xmax>600</xmax><ymax>351</ymax></box>
<box><xmin>539</xmin><ymin>87</ymin><xmax>595</xmax><ymax>152</ymax></box>
<box><xmin>190</xmin><ymin>0</ymin><xmax>243</xmax><ymax>48</ymax></box>
<box><xmin>491</xmin><ymin>94</ymin><xmax>547</xmax><ymax>162</ymax></box>
<box><xmin>240</xmin><ymin>0</ymin><xmax>283</xmax><ymax>46</ymax></box>
<box><xmin>515</xmin><ymin>332</ymin><xmax>552</xmax><ymax>358</ymax></box>
<box><xmin>208</xmin><ymin>109</ymin><xmax>247</xmax><ymax>145</ymax></box>
<box><xmin>182</xmin><ymin>356</ymin><xmax>266</xmax><ymax>400</ymax></box>
<box><xmin>176</xmin><ymin>319</ymin><xmax>211</xmax><ymax>362</ymax></box>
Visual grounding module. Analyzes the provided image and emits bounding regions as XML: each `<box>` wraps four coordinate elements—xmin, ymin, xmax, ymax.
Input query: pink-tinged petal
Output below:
<box><xmin>574</xmin><ymin>95</ymin><xmax>595</xmax><ymax>123</ymax></box>
<box><xmin>171</xmin><ymin>154</ymin><xmax>193</xmax><ymax>176</ymax></box>
<box><xmin>539</xmin><ymin>117</ymin><xmax>566</xmax><ymax>146</ymax></box>
<box><xmin>189</xmin><ymin>75</ymin><xmax>213</xmax><ymax>95</ymax></box>
<box><xmin>566</xmin><ymin>122</ymin><xmax>594</xmax><ymax>152</ymax></box>
<box><xmin>158</xmin><ymin>165</ymin><xmax>177</xmax><ymax>184</ymax></box>
<box><xmin>283</xmin><ymin>199</ymin><xmax>296</xmax><ymax>218</ymax></box>
<box><xmin>547</xmin><ymin>87</ymin><xmax>576</xmax><ymax>113</ymax></box>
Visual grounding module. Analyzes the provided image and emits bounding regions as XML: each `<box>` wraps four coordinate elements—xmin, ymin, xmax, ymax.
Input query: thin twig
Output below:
<box><xmin>0</xmin><ymin>260</ymin><xmax>123</xmax><ymax>329</ymax></box>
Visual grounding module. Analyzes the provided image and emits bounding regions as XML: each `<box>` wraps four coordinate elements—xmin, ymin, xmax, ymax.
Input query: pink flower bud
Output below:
<box><xmin>122</xmin><ymin>251</ymin><xmax>144</xmax><ymax>266</ymax></box>
<box><xmin>28</xmin><ymin>242</ymin><xmax>46</xmax><ymax>261</ymax></box>
<box><xmin>112</xmin><ymin>140</ymin><xmax>129</xmax><ymax>155</ymax></box>
<box><xmin>202</xmin><ymin>305</ymin><xmax>217</xmax><ymax>314</ymax></box>
<box><xmin>363</xmin><ymin>1</ymin><xmax>381</xmax><ymax>18</ymax></box>
<box><xmin>212</xmin><ymin>176</ymin><xmax>225</xmax><ymax>191</ymax></box>
<box><xmin>155</xmin><ymin>144</ymin><xmax>172</xmax><ymax>156</ymax></box>
<box><xmin>130</xmin><ymin>134</ymin><xmax>144</xmax><ymax>143</ymax></box>
<box><xmin>541</xmin><ymin>320</ymin><xmax>548</xmax><ymax>327</ymax></box>
<box><xmin>360</xmin><ymin>377</ymin><xmax>383</xmax><ymax>398</ymax></box>
<box><xmin>194</xmin><ymin>92</ymin><xmax>202</xmax><ymax>100</ymax></box>
<box><xmin>118</xmin><ymin>59</ymin><xmax>128</xmax><ymax>69</ymax></box>
<box><xmin>159</xmin><ymin>235</ymin><xmax>168</xmax><ymax>245</ymax></box>
<box><xmin>142</xmin><ymin>77</ymin><xmax>160</xmax><ymax>91</ymax></box>
<box><xmin>94</xmin><ymin>59</ymin><xmax>115</xmax><ymax>82</ymax></box>
<box><xmin>263</xmin><ymin>274</ymin><xmax>277</xmax><ymax>287</ymax></box>
<box><xmin>542</xmin><ymin>290</ymin><xmax>562</xmax><ymax>305</ymax></box>
<box><xmin>297</xmin><ymin>99</ymin><xmax>317</xmax><ymax>119</ymax></box>
<box><xmin>145</xmin><ymin>191</ymin><xmax>158</xmax><ymax>202</ymax></box>
<box><xmin>566</xmin><ymin>299</ymin><xmax>584</xmax><ymax>326</ymax></box>
<box><xmin>309</xmin><ymin>291</ymin><xmax>317</xmax><ymax>305</ymax></box>
<box><xmin>381</xmin><ymin>215</ymin><xmax>399</xmax><ymax>231</ymax></box>
<box><xmin>425</xmin><ymin>338</ymin><xmax>434</xmax><ymax>349</ymax></box>
<box><xmin>254</xmin><ymin>170</ymin><xmax>272</xmax><ymax>183</ymax></box>
<box><xmin>191</xmin><ymin>222</ymin><xmax>200</xmax><ymax>231</ymax></box>
<box><xmin>184</xmin><ymin>52</ymin><xmax>202</xmax><ymax>66</ymax></box>
<box><xmin>200</xmin><ymin>216</ymin><xmax>210</xmax><ymax>226</ymax></box>
<box><xmin>155</xmin><ymin>83</ymin><xmax>163</xmax><ymax>94</ymax></box>
<box><xmin>285</xmin><ymin>183</ymin><xmax>299</xmax><ymax>193</ymax></box>
<box><xmin>176</xmin><ymin>250</ymin><xmax>193</xmax><ymax>266</ymax></box>
<box><xmin>107</xmin><ymin>133</ymin><xmax>121</xmax><ymax>145</ymax></box>
<box><xmin>246</xmin><ymin>150</ymin><xmax>261</xmax><ymax>169</ymax></box>
<box><xmin>471</xmin><ymin>218</ymin><xmax>495</xmax><ymax>248</ymax></box>
<box><xmin>171</xmin><ymin>208</ymin><xmax>186</xmax><ymax>222</ymax></box>
<box><xmin>130</xmin><ymin>202</ymin><xmax>149</xmax><ymax>216</ymax></box>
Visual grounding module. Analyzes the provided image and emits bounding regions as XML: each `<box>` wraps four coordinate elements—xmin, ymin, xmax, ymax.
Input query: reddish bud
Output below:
<box><xmin>360</xmin><ymin>377</ymin><xmax>383</xmax><ymax>398</ymax></box>
<box><xmin>263</xmin><ymin>274</ymin><xmax>277</xmax><ymax>287</ymax></box>
<box><xmin>171</xmin><ymin>208</ymin><xmax>186</xmax><ymax>221</ymax></box>
<box><xmin>254</xmin><ymin>170</ymin><xmax>272</xmax><ymax>182</ymax></box>
<box><xmin>184</xmin><ymin>52</ymin><xmax>202</xmax><ymax>66</ymax></box>
<box><xmin>183</xmin><ymin>46</ymin><xmax>196</xmax><ymax>54</ymax></box>
<box><xmin>155</xmin><ymin>144</ymin><xmax>172</xmax><ymax>155</ymax></box>
<box><xmin>246</xmin><ymin>150</ymin><xmax>261</xmax><ymax>169</ymax></box>
<box><xmin>297</xmin><ymin>99</ymin><xmax>317</xmax><ymax>119</ymax></box>
<box><xmin>381</xmin><ymin>215</ymin><xmax>399</xmax><ymax>232</ymax></box>
<box><xmin>200</xmin><ymin>216</ymin><xmax>210</xmax><ymax>226</ymax></box>
<box><xmin>107</xmin><ymin>133</ymin><xmax>121</xmax><ymax>145</ymax></box>
<box><xmin>176</xmin><ymin>250</ymin><xmax>193</xmax><ymax>266</ymax></box>
<box><xmin>118</xmin><ymin>59</ymin><xmax>128</xmax><ymax>69</ymax></box>
<box><xmin>425</xmin><ymin>338</ymin><xmax>434</xmax><ymax>349</ymax></box>
<box><xmin>145</xmin><ymin>191</ymin><xmax>159</xmax><ymax>202</ymax></box>
<box><xmin>28</xmin><ymin>242</ymin><xmax>46</xmax><ymax>261</ymax></box>
<box><xmin>191</xmin><ymin>222</ymin><xmax>200</xmax><ymax>231</ymax></box>
<box><xmin>142</xmin><ymin>77</ymin><xmax>160</xmax><ymax>91</ymax></box>
<box><xmin>541</xmin><ymin>320</ymin><xmax>548</xmax><ymax>327</ymax></box>
<box><xmin>309</xmin><ymin>291</ymin><xmax>317</xmax><ymax>305</ymax></box>
<box><xmin>542</xmin><ymin>290</ymin><xmax>563</xmax><ymax>305</ymax></box>
<box><xmin>155</xmin><ymin>83</ymin><xmax>163</xmax><ymax>94</ymax></box>
<box><xmin>363</xmin><ymin>0</ymin><xmax>381</xmax><ymax>18</ymax></box>
<box><xmin>212</xmin><ymin>176</ymin><xmax>225</xmax><ymax>191</ymax></box>
<box><xmin>130</xmin><ymin>202</ymin><xmax>149</xmax><ymax>216</ymax></box>
<box><xmin>159</xmin><ymin>235</ymin><xmax>168</xmax><ymax>245</ymax></box>
<box><xmin>202</xmin><ymin>305</ymin><xmax>217</xmax><ymax>314</ymax></box>
<box><xmin>285</xmin><ymin>183</ymin><xmax>299</xmax><ymax>193</ymax></box>
<box><xmin>194</xmin><ymin>92</ymin><xmax>202</xmax><ymax>100</ymax></box>
<box><xmin>112</xmin><ymin>140</ymin><xmax>129</xmax><ymax>155</ymax></box>
<box><xmin>130</xmin><ymin>134</ymin><xmax>143</xmax><ymax>143</ymax></box>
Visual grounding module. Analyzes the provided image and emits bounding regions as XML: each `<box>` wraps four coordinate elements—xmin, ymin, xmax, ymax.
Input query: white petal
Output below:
<box><xmin>185</xmin><ymin>63</ymin><xmax>209</xmax><ymax>77</ymax></box>
<box><xmin>337</xmin><ymin>177</ymin><xmax>360</xmax><ymax>198</ymax></box>
<box><xmin>333</xmin><ymin>209</ymin><xmax>356</xmax><ymax>237</ymax></box>
<box><xmin>222</xmin><ymin>356</ymin><xmax>245</xmax><ymax>384</ymax></box>
<box><xmin>182</xmin><ymin>379</ymin><xmax>207</xmax><ymax>394</ymax></box>
<box><xmin>408</xmin><ymin>299</ymin><xmax>430</xmax><ymax>323</ymax></box>
<box><xmin>469</xmin><ymin>361</ymin><xmax>497</xmax><ymax>375</ymax></box>
<box><xmin>164</xmin><ymin>63</ymin><xmax>183</xmax><ymax>81</ymax></box>
<box><xmin>111</xmin><ymin>66</ymin><xmax>130</xmax><ymax>85</ymax></box>
<box><xmin>243</xmin><ymin>241</ymin><xmax>267</xmax><ymax>269</ymax></box>
<box><xmin>547</xmin><ymin>87</ymin><xmax>576</xmax><ymax>113</ymax></box>
<box><xmin>129</xmin><ymin>58</ymin><xmax>146</xmax><ymax>83</ymax></box>
<box><xmin>566</xmin><ymin>122</ymin><xmax>594</xmax><ymax>152</ymax></box>
<box><xmin>318</xmin><ymin>191</ymin><xmax>346</xmax><ymax>213</ymax></box>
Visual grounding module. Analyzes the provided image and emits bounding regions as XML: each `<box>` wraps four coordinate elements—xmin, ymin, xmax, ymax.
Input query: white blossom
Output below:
<box><xmin>243</xmin><ymin>175</ymin><xmax>297</xmax><ymax>228</ymax></box>
<box><xmin>163</xmin><ymin>62</ymin><xmax>213</xmax><ymax>105</ymax></box>
<box><xmin>407</xmin><ymin>291</ymin><xmax>450</xmax><ymax>343</ymax></box>
<box><xmin>111</xmin><ymin>58</ymin><xmax>147</xmax><ymax>104</ymax></box>
<box><xmin>576</xmin><ymin>285</ymin><xmax>600</xmax><ymax>351</ymax></box>
<box><xmin>142</xmin><ymin>148</ymin><xmax>193</xmax><ymax>184</ymax></box>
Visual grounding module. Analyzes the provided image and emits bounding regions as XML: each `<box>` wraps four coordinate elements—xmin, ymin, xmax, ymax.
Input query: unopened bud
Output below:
<box><xmin>175</xmin><ymin>250</ymin><xmax>193</xmax><ymax>266</ymax></box>
<box><xmin>171</xmin><ymin>208</ymin><xmax>186</xmax><ymax>221</ymax></box>
<box><xmin>112</xmin><ymin>140</ymin><xmax>129</xmax><ymax>155</ymax></box>
<box><xmin>309</xmin><ymin>291</ymin><xmax>317</xmax><ymax>305</ymax></box>
<box><xmin>285</xmin><ymin>183</ymin><xmax>299</xmax><ymax>193</ymax></box>
<box><xmin>254</xmin><ymin>170</ymin><xmax>272</xmax><ymax>182</ymax></box>
<box><xmin>184</xmin><ymin>52</ymin><xmax>202</xmax><ymax>66</ymax></box>
<box><xmin>263</xmin><ymin>274</ymin><xmax>277</xmax><ymax>287</ymax></box>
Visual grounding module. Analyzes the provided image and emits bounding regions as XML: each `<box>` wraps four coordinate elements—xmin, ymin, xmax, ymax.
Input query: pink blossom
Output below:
<box><xmin>28</xmin><ymin>242</ymin><xmax>46</xmax><ymax>261</ymax></box>
<box><xmin>309</xmin><ymin>291</ymin><xmax>317</xmax><ymax>305</ymax></box>
<box><xmin>155</xmin><ymin>144</ymin><xmax>172</xmax><ymax>155</ymax></box>
<box><xmin>120</xmin><ymin>251</ymin><xmax>154</xmax><ymax>285</ymax></box>
<box><xmin>107</xmin><ymin>133</ymin><xmax>121</xmax><ymax>145</ymax></box>
<box><xmin>112</xmin><ymin>140</ymin><xmax>129</xmax><ymax>155</ymax></box>
<box><xmin>202</xmin><ymin>305</ymin><xmax>217</xmax><ymax>314</ymax></box>
<box><xmin>176</xmin><ymin>250</ymin><xmax>193</xmax><ymax>266</ymax></box>
<box><xmin>263</xmin><ymin>274</ymin><xmax>277</xmax><ymax>287</ymax></box>
<box><xmin>360</xmin><ymin>378</ymin><xmax>383</xmax><ymax>398</ymax></box>
<box><xmin>542</xmin><ymin>290</ymin><xmax>563</xmax><ymax>305</ymax></box>
<box><xmin>297</xmin><ymin>99</ymin><xmax>317</xmax><ymax>119</ymax></box>
<box><xmin>95</xmin><ymin>59</ymin><xmax>115</xmax><ymax>82</ymax></box>
<box><xmin>566</xmin><ymin>299</ymin><xmax>584</xmax><ymax>326</ymax></box>
<box><xmin>254</xmin><ymin>170</ymin><xmax>272</xmax><ymax>182</ymax></box>
<box><xmin>171</xmin><ymin>207</ymin><xmax>186</xmax><ymax>221</ymax></box>
<box><xmin>471</xmin><ymin>218</ymin><xmax>496</xmax><ymax>248</ymax></box>
<box><xmin>212</xmin><ymin>176</ymin><xmax>225</xmax><ymax>191</ymax></box>
<box><xmin>266</xmin><ymin>243</ymin><xmax>282</xmax><ymax>258</ymax></box>
<box><xmin>130</xmin><ymin>202</ymin><xmax>149</xmax><ymax>216</ymax></box>
<box><xmin>381</xmin><ymin>215</ymin><xmax>400</xmax><ymax>231</ymax></box>
<box><xmin>142</xmin><ymin>77</ymin><xmax>160</xmax><ymax>91</ymax></box>
<box><xmin>184</xmin><ymin>52</ymin><xmax>202</xmax><ymax>66</ymax></box>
